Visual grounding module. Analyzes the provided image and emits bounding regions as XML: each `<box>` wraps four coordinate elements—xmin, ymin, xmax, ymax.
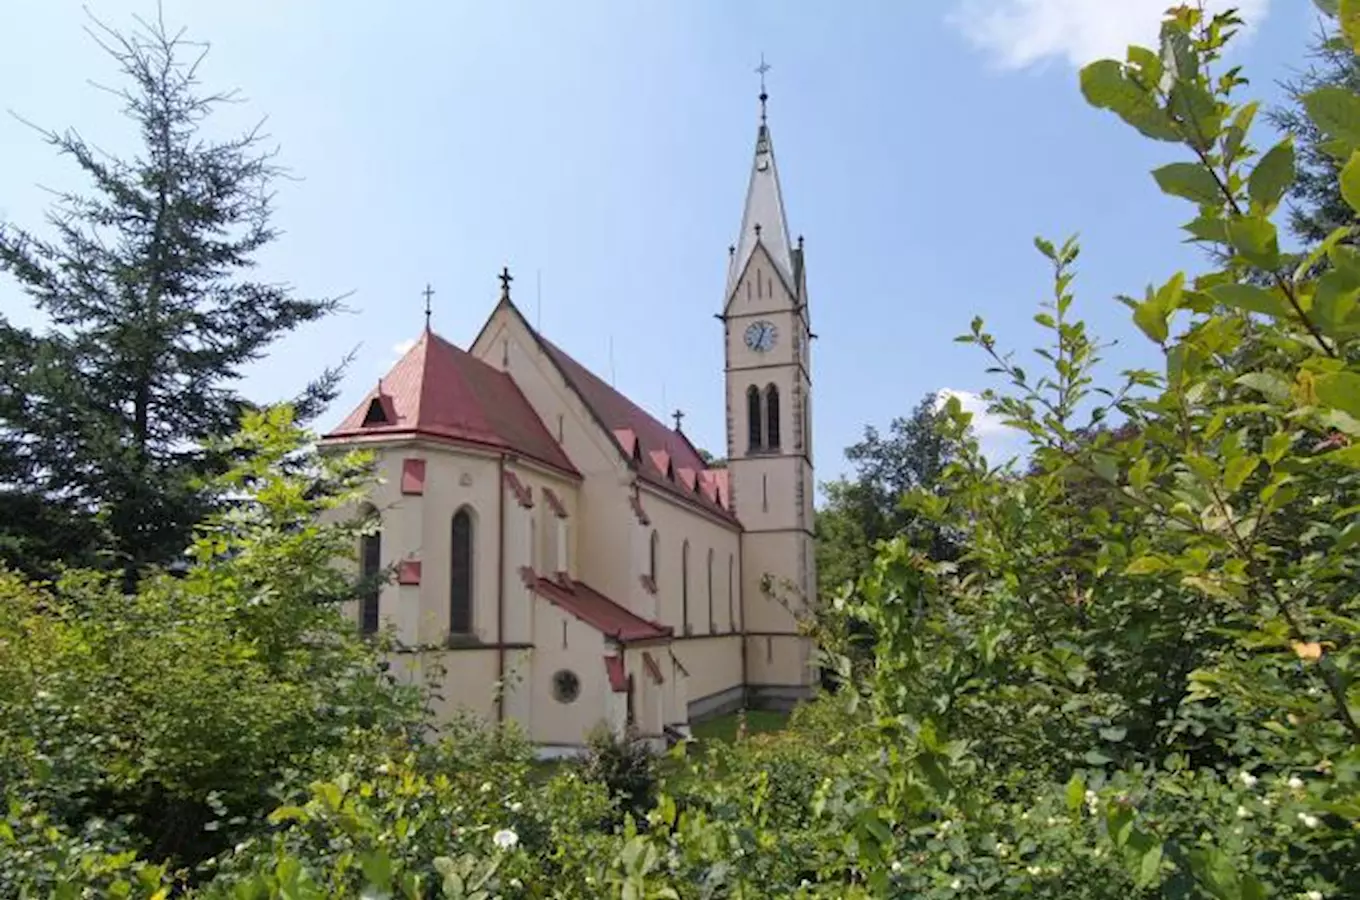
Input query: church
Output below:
<box><xmin>321</xmin><ymin>88</ymin><xmax>817</xmax><ymax>755</ymax></box>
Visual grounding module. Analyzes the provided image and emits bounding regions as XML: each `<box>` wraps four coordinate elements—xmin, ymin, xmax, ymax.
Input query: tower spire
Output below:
<box><xmin>727</xmin><ymin>55</ymin><xmax>794</xmax><ymax>297</ymax></box>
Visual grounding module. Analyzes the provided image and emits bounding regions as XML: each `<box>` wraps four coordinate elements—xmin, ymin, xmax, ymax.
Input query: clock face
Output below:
<box><xmin>744</xmin><ymin>320</ymin><xmax>777</xmax><ymax>353</ymax></box>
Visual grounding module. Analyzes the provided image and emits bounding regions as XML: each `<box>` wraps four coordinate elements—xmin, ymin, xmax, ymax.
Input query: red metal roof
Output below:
<box><xmin>536</xmin><ymin>336</ymin><xmax>738</xmax><ymax>524</ymax></box>
<box><xmin>604</xmin><ymin>655</ymin><xmax>627</xmax><ymax>693</ymax></box>
<box><xmin>326</xmin><ymin>329</ymin><xmax>578</xmax><ymax>478</ymax></box>
<box><xmin>531</xmin><ymin>576</ymin><xmax>671</xmax><ymax>643</ymax></box>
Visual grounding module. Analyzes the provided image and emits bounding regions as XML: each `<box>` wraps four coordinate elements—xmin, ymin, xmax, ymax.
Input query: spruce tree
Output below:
<box><xmin>0</xmin><ymin>11</ymin><xmax>344</xmax><ymax>586</ymax></box>
<box><xmin>1269</xmin><ymin>7</ymin><xmax>1360</xmax><ymax>244</ymax></box>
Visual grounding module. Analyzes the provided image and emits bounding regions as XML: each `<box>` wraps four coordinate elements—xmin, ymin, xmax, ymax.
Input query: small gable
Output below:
<box><xmin>362</xmin><ymin>394</ymin><xmax>393</xmax><ymax>427</ymax></box>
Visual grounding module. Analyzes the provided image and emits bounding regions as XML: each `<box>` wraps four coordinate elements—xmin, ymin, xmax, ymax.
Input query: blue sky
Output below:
<box><xmin>0</xmin><ymin>1</ymin><xmax>1325</xmax><ymax>481</ymax></box>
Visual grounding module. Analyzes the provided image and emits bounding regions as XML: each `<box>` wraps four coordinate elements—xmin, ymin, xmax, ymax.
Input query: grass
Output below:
<box><xmin>690</xmin><ymin>709</ymin><xmax>789</xmax><ymax>744</ymax></box>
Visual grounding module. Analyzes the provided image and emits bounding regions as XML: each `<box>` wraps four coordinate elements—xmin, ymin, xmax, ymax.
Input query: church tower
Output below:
<box><xmin>722</xmin><ymin>73</ymin><xmax>816</xmax><ymax>703</ymax></box>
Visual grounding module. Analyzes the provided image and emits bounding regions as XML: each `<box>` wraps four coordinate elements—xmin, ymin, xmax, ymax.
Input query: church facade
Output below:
<box><xmin>321</xmin><ymin>97</ymin><xmax>816</xmax><ymax>754</ymax></box>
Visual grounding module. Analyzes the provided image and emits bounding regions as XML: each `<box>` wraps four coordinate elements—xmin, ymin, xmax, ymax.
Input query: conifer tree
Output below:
<box><xmin>0</xmin><ymin>11</ymin><xmax>344</xmax><ymax>586</ymax></box>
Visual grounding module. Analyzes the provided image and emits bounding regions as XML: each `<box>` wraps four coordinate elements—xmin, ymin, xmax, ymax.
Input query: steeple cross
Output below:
<box><xmin>422</xmin><ymin>283</ymin><xmax>435</xmax><ymax>327</ymax></box>
<box><xmin>672</xmin><ymin>409</ymin><xmax>685</xmax><ymax>431</ymax></box>
<box><xmin>755</xmin><ymin>54</ymin><xmax>771</xmax><ymax>92</ymax></box>
<box><xmin>756</xmin><ymin>53</ymin><xmax>771</xmax><ymax>121</ymax></box>
<box><xmin>499</xmin><ymin>266</ymin><xmax>513</xmax><ymax>299</ymax></box>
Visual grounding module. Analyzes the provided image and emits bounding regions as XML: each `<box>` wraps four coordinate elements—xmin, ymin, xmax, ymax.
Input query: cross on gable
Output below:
<box><xmin>672</xmin><ymin>409</ymin><xmax>685</xmax><ymax>431</ymax></box>
<box><xmin>499</xmin><ymin>266</ymin><xmax>513</xmax><ymax>299</ymax></box>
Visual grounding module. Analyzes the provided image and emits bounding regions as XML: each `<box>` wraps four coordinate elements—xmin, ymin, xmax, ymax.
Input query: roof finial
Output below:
<box><xmin>756</xmin><ymin>53</ymin><xmax>771</xmax><ymax>122</ymax></box>
<box><xmin>421</xmin><ymin>283</ymin><xmax>435</xmax><ymax>329</ymax></box>
<box><xmin>672</xmin><ymin>409</ymin><xmax>685</xmax><ymax>432</ymax></box>
<box><xmin>499</xmin><ymin>266</ymin><xmax>513</xmax><ymax>301</ymax></box>
<box><xmin>754</xmin><ymin>222</ymin><xmax>762</xmax><ymax>238</ymax></box>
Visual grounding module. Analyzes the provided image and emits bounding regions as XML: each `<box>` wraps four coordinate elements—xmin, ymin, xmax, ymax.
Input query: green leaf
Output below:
<box><xmin>1125</xmin><ymin>555</ymin><xmax>1169</xmax><ymax>575</ymax></box>
<box><xmin>1343</xmin><ymin>151</ymin><xmax>1360</xmax><ymax>214</ymax></box>
<box><xmin>1225</xmin><ymin>216</ymin><xmax>1280</xmax><ymax>269</ymax></box>
<box><xmin>1317</xmin><ymin>372</ymin><xmax>1360</xmax><ymax>418</ymax></box>
<box><xmin>1133</xmin><ymin>300</ymin><xmax>1170</xmax><ymax>343</ymax></box>
<box><xmin>1183</xmin><ymin>215</ymin><xmax>1229</xmax><ymax>243</ymax></box>
<box><xmin>1248</xmin><ymin>137</ymin><xmax>1295</xmax><ymax>210</ymax></box>
<box><xmin>1236</xmin><ymin>371</ymin><xmax>1291</xmax><ymax>403</ymax></box>
<box><xmin>1209</xmin><ymin>283</ymin><xmax>1286</xmax><ymax>317</ymax></box>
<box><xmin>1153</xmin><ymin>163</ymin><xmax>1222</xmax><ymax>204</ymax></box>
<box><xmin>1342</xmin><ymin>0</ymin><xmax>1360</xmax><ymax>53</ymax></box>
<box><xmin>1293</xmin><ymin>225</ymin><xmax>1352</xmax><ymax>281</ymax></box>
<box><xmin>1224</xmin><ymin>456</ymin><xmax>1260</xmax><ymax>492</ymax></box>
<box><xmin>1137</xmin><ymin>842</ymin><xmax>1164</xmax><ymax>887</ymax></box>
<box><xmin>1303</xmin><ymin>87</ymin><xmax>1360</xmax><ymax>154</ymax></box>
<box><xmin>1099</xmin><ymin>725</ymin><xmax>1127</xmax><ymax>742</ymax></box>
<box><xmin>1065</xmin><ymin>773</ymin><xmax>1085</xmax><ymax>812</ymax></box>
<box><xmin>1081</xmin><ymin>60</ymin><xmax>1181</xmax><ymax>142</ymax></box>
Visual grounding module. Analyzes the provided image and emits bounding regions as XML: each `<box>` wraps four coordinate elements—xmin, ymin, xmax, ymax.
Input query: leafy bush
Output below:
<box><xmin>0</xmin><ymin>407</ymin><xmax>425</xmax><ymax>871</ymax></box>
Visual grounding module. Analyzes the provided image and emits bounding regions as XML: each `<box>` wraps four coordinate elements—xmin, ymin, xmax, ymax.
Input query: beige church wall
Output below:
<box><xmin>471</xmin><ymin>310</ymin><xmax>640</xmax><ymax>606</ymax></box>
<box><xmin>529</xmin><ymin>598</ymin><xmax>611</xmax><ymax>748</ymax></box>
<box><xmin>639</xmin><ymin>485</ymin><xmax>741</xmax><ymax>637</ymax></box>
<box><xmin>671</xmin><ymin>635</ymin><xmax>743</xmax><ymax>714</ymax></box>
<box><xmin>386</xmin><ymin>648</ymin><xmax>501</xmax><ymax>724</ymax></box>
<box><xmin>410</xmin><ymin>444</ymin><xmax>503</xmax><ymax>645</ymax></box>
<box><xmin>738</xmin><ymin>531</ymin><xmax>808</xmax><ymax>633</ymax></box>
<box><xmin>744</xmin><ymin>633</ymin><xmax>813</xmax><ymax>701</ymax></box>
<box><xmin>508</xmin><ymin>463</ymin><xmax>581</xmax><ymax>578</ymax></box>
<box><xmin>726</xmin><ymin>248</ymin><xmax>800</xmax><ymax>322</ymax></box>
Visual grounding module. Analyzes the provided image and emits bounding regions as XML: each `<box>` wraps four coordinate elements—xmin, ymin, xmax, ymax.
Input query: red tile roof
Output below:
<box><xmin>530</xmin><ymin>576</ymin><xmax>671</xmax><ymax>643</ymax></box>
<box><xmin>536</xmin><ymin>336</ymin><xmax>738</xmax><ymax>524</ymax></box>
<box><xmin>326</xmin><ymin>329</ymin><xmax>578</xmax><ymax>478</ymax></box>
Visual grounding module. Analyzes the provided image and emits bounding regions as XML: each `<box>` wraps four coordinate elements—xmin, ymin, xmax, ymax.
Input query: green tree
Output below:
<box><xmin>815</xmin><ymin>392</ymin><xmax>963</xmax><ymax>598</ymax></box>
<box><xmin>0</xmin><ymin>11</ymin><xmax>344</xmax><ymax>587</ymax></box>
<box><xmin>1270</xmin><ymin>5</ymin><xmax>1359</xmax><ymax>245</ymax></box>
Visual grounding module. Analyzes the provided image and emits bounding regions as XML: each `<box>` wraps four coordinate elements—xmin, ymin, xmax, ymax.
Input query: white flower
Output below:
<box><xmin>508</xmin><ymin>801</ymin><xmax>523</xmax><ymax>813</ymax></box>
<box><xmin>1289</xmin><ymin>776</ymin><xmax>1305</xmax><ymax>791</ymax></box>
<box><xmin>1297</xmin><ymin>812</ymin><xmax>1320</xmax><ymax>829</ymax></box>
<box><xmin>1027</xmin><ymin>865</ymin><xmax>1042</xmax><ymax>876</ymax></box>
<box><xmin>480</xmin><ymin>782</ymin><xmax>492</xmax><ymax>793</ymax></box>
<box><xmin>950</xmin><ymin>879</ymin><xmax>962</xmax><ymax>890</ymax></box>
<box><xmin>996</xmin><ymin>842</ymin><xmax>1010</xmax><ymax>858</ymax></box>
<box><xmin>1236</xmin><ymin>805</ymin><xmax>1250</xmax><ymax>819</ymax></box>
<box><xmin>510</xmin><ymin>878</ymin><xmax>522</xmax><ymax>888</ymax></box>
<box><xmin>1238</xmin><ymin>771</ymin><xmax>1258</xmax><ymax>788</ymax></box>
<box><xmin>939</xmin><ymin>819</ymin><xmax>952</xmax><ymax>832</ymax></box>
<box><xmin>492</xmin><ymin>828</ymin><xmax>519</xmax><ymax>850</ymax></box>
<box><xmin>890</xmin><ymin>860</ymin><xmax>903</xmax><ymax>874</ymax></box>
<box><xmin>1306</xmin><ymin>890</ymin><xmax>1324</xmax><ymax>900</ymax></box>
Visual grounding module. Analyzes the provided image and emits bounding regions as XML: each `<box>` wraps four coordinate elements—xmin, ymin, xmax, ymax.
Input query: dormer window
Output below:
<box><xmin>362</xmin><ymin>397</ymin><xmax>389</xmax><ymax>427</ymax></box>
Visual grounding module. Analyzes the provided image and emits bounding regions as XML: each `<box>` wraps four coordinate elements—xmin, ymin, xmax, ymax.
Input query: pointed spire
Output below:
<box><xmin>728</xmin><ymin>56</ymin><xmax>794</xmax><ymax>295</ymax></box>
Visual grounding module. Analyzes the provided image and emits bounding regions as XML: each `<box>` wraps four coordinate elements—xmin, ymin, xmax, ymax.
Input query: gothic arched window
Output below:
<box><xmin>359</xmin><ymin>504</ymin><xmax>381</xmax><ymax>636</ymax></box>
<box><xmin>681</xmin><ymin>540</ymin><xmax>691</xmax><ymax>634</ymax></box>
<box><xmin>450</xmin><ymin>508</ymin><xmax>474</xmax><ymax>635</ymax></box>
<box><xmin>746</xmin><ymin>385</ymin><xmax>762</xmax><ymax>453</ymax></box>
<box><xmin>765</xmin><ymin>384</ymin><xmax>781</xmax><ymax>450</ymax></box>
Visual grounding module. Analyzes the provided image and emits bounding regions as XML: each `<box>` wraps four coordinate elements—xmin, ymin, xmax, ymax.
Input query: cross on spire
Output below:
<box><xmin>672</xmin><ymin>409</ymin><xmax>685</xmax><ymax>431</ymax></box>
<box><xmin>421</xmin><ymin>283</ymin><xmax>435</xmax><ymax>328</ymax></box>
<box><xmin>499</xmin><ymin>266</ymin><xmax>513</xmax><ymax>300</ymax></box>
<box><xmin>756</xmin><ymin>53</ymin><xmax>771</xmax><ymax>121</ymax></box>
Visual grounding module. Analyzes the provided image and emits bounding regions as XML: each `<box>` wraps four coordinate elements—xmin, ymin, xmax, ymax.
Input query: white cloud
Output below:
<box><xmin>934</xmin><ymin>388</ymin><xmax>1010</xmax><ymax>436</ymax></box>
<box><xmin>948</xmin><ymin>0</ymin><xmax>1270</xmax><ymax>70</ymax></box>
